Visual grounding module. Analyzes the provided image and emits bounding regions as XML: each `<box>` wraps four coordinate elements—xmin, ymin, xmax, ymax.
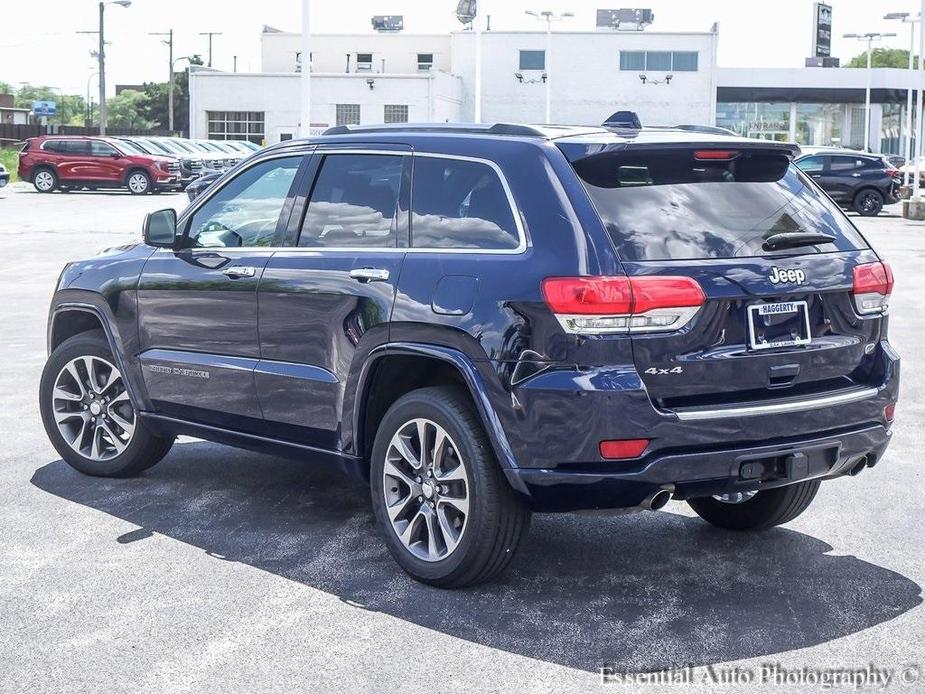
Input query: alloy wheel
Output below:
<box><xmin>128</xmin><ymin>173</ymin><xmax>149</xmax><ymax>194</ymax></box>
<box><xmin>34</xmin><ymin>171</ymin><xmax>54</xmax><ymax>191</ymax></box>
<box><xmin>382</xmin><ymin>418</ymin><xmax>470</xmax><ymax>562</ymax></box>
<box><xmin>52</xmin><ymin>356</ymin><xmax>135</xmax><ymax>461</ymax></box>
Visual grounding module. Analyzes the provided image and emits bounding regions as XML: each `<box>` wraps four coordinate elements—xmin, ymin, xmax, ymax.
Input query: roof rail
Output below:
<box><xmin>320</xmin><ymin>122</ymin><xmax>548</xmax><ymax>138</ymax></box>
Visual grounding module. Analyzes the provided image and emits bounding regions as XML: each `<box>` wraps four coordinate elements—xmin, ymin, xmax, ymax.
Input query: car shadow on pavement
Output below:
<box><xmin>32</xmin><ymin>441</ymin><xmax>922</xmax><ymax>674</ymax></box>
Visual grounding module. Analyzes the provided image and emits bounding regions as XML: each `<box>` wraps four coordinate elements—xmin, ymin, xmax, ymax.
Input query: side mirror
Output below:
<box><xmin>111</xmin><ymin>152</ymin><xmax>122</xmax><ymax>159</ymax></box>
<box><xmin>143</xmin><ymin>208</ymin><xmax>178</xmax><ymax>248</ymax></box>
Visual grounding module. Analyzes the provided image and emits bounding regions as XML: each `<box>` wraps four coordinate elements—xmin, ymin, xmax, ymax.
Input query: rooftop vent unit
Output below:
<box><xmin>371</xmin><ymin>15</ymin><xmax>404</xmax><ymax>32</ymax></box>
<box><xmin>596</xmin><ymin>8</ymin><xmax>654</xmax><ymax>31</ymax></box>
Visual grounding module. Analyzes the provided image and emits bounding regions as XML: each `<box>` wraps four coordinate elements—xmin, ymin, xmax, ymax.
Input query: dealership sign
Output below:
<box><xmin>812</xmin><ymin>2</ymin><xmax>833</xmax><ymax>58</ymax></box>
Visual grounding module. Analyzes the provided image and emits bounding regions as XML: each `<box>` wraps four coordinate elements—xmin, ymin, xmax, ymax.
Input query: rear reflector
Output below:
<box><xmin>542</xmin><ymin>276</ymin><xmax>705</xmax><ymax>334</ymax></box>
<box><xmin>852</xmin><ymin>261</ymin><xmax>893</xmax><ymax>315</ymax></box>
<box><xmin>884</xmin><ymin>402</ymin><xmax>896</xmax><ymax>423</ymax></box>
<box><xmin>693</xmin><ymin>150</ymin><xmax>739</xmax><ymax>161</ymax></box>
<box><xmin>600</xmin><ymin>439</ymin><xmax>650</xmax><ymax>460</ymax></box>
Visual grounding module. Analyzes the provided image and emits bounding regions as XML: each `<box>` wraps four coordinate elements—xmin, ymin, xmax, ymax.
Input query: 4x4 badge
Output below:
<box><xmin>768</xmin><ymin>267</ymin><xmax>806</xmax><ymax>285</ymax></box>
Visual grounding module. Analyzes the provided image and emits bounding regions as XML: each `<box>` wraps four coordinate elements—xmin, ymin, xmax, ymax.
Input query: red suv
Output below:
<box><xmin>18</xmin><ymin>136</ymin><xmax>180</xmax><ymax>194</ymax></box>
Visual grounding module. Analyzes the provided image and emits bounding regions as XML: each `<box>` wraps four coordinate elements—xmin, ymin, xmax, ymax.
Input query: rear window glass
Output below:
<box><xmin>571</xmin><ymin>149</ymin><xmax>868</xmax><ymax>261</ymax></box>
<box><xmin>411</xmin><ymin>156</ymin><xmax>520</xmax><ymax>250</ymax></box>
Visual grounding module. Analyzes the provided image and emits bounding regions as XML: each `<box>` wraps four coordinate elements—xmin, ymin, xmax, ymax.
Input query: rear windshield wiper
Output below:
<box><xmin>762</xmin><ymin>231</ymin><xmax>836</xmax><ymax>251</ymax></box>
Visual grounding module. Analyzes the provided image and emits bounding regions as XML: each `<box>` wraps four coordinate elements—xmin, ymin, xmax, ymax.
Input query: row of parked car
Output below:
<box><xmin>16</xmin><ymin>135</ymin><xmax>261</xmax><ymax>196</ymax></box>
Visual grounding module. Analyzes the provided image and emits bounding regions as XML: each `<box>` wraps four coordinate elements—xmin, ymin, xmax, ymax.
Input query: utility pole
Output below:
<box><xmin>199</xmin><ymin>31</ymin><xmax>222</xmax><ymax>67</ymax></box>
<box><xmin>77</xmin><ymin>1</ymin><xmax>131</xmax><ymax>136</ymax></box>
<box><xmin>98</xmin><ymin>3</ymin><xmax>106</xmax><ymax>135</ymax></box>
<box><xmin>150</xmin><ymin>29</ymin><xmax>175</xmax><ymax>132</ymax></box>
<box><xmin>299</xmin><ymin>0</ymin><xmax>311</xmax><ymax>137</ymax></box>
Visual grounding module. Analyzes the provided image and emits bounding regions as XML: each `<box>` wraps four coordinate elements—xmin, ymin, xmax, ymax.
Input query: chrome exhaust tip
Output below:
<box><xmin>647</xmin><ymin>489</ymin><xmax>672</xmax><ymax>510</ymax></box>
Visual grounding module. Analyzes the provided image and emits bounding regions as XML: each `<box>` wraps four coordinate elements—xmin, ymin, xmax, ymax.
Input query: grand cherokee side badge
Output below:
<box><xmin>768</xmin><ymin>267</ymin><xmax>806</xmax><ymax>285</ymax></box>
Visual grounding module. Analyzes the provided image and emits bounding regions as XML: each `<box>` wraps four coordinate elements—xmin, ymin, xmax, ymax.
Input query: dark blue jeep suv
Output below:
<box><xmin>39</xmin><ymin>122</ymin><xmax>899</xmax><ymax>587</ymax></box>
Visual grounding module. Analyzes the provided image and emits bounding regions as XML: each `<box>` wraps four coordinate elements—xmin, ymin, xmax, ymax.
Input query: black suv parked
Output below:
<box><xmin>40</xmin><ymin>122</ymin><xmax>899</xmax><ymax>587</ymax></box>
<box><xmin>794</xmin><ymin>149</ymin><xmax>901</xmax><ymax>216</ymax></box>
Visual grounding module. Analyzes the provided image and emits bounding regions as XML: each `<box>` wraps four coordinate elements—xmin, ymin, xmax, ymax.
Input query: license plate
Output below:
<box><xmin>747</xmin><ymin>301</ymin><xmax>811</xmax><ymax>351</ymax></box>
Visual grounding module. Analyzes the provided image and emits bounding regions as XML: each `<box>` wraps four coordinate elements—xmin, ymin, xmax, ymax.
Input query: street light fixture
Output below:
<box><xmin>884</xmin><ymin>13</ymin><xmax>920</xmax><ymax>186</ymax></box>
<box><xmin>77</xmin><ymin>0</ymin><xmax>132</xmax><ymax>136</ymax></box>
<box><xmin>843</xmin><ymin>32</ymin><xmax>896</xmax><ymax>152</ymax></box>
<box><xmin>525</xmin><ymin>9</ymin><xmax>574</xmax><ymax>124</ymax></box>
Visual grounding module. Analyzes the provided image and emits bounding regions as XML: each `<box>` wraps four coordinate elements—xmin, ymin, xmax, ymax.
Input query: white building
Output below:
<box><xmin>189</xmin><ymin>23</ymin><xmax>719</xmax><ymax>143</ymax></box>
<box><xmin>188</xmin><ymin>23</ymin><xmax>910</xmax><ymax>155</ymax></box>
<box><xmin>450</xmin><ymin>28</ymin><xmax>717</xmax><ymax>127</ymax></box>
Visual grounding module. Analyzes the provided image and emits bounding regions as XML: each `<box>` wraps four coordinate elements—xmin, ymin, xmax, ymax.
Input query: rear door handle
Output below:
<box><xmin>349</xmin><ymin>268</ymin><xmax>390</xmax><ymax>282</ymax></box>
<box><xmin>222</xmin><ymin>265</ymin><xmax>257</xmax><ymax>278</ymax></box>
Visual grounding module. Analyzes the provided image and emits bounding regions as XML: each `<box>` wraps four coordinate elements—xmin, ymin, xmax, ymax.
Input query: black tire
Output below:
<box><xmin>687</xmin><ymin>480</ymin><xmax>821</xmax><ymax>531</ymax></box>
<box><xmin>32</xmin><ymin>167</ymin><xmax>58</xmax><ymax>193</ymax></box>
<box><xmin>125</xmin><ymin>169</ymin><xmax>151</xmax><ymax>195</ymax></box>
<box><xmin>39</xmin><ymin>330</ymin><xmax>174</xmax><ymax>477</ymax></box>
<box><xmin>370</xmin><ymin>386</ymin><xmax>531</xmax><ymax>588</ymax></box>
<box><xmin>853</xmin><ymin>188</ymin><xmax>884</xmax><ymax>216</ymax></box>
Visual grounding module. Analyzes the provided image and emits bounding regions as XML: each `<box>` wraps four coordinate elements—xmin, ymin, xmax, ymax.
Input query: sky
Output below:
<box><xmin>1</xmin><ymin>0</ymin><xmax>921</xmax><ymax>97</ymax></box>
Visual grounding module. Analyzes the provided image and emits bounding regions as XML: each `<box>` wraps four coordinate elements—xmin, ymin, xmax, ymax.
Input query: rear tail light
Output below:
<box><xmin>542</xmin><ymin>276</ymin><xmax>705</xmax><ymax>334</ymax></box>
<box><xmin>600</xmin><ymin>439</ymin><xmax>650</xmax><ymax>459</ymax></box>
<box><xmin>852</xmin><ymin>261</ymin><xmax>893</xmax><ymax>315</ymax></box>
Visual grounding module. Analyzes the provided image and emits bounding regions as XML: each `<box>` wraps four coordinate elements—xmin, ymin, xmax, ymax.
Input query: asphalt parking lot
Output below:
<box><xmin>0</xmin><ymin>185</ymin><xmax>922</xmax><ymax>693</ymax></box>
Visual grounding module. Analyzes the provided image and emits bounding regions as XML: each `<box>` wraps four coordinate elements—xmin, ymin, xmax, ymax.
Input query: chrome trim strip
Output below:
<box><xmin>673</xmin><ymin>387</ymin><xmax>879</xmax><ymax>421</ymax></box>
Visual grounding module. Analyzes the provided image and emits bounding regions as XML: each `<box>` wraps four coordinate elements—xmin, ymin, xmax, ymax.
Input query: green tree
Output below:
<box><xmin>140</xmin><ymin>55</ymin><xmax>203</xmax><ymax>133</ymax></box>
<box><xmin>106</xmin><ymin>89</ymin><xmax>154</xmax><ymax>129</ymax></box>
<box><xmin>844</xmin><ymin>48</ymin><xmax>916</xmax><ymax>69</ymax></box>
<box><xmin>0</xmin><ymin>80</ymin><xmax>13</xmax><ymax>95</ymax></box>
<box><xmin>11</xmin><ymin>84</ymin><xmax>87</xmax><ymax>125</ymax></box>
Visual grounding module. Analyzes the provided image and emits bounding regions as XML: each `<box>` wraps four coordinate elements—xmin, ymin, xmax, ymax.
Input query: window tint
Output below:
<box><xmin>91</xmin><ymin>141</ymin><xmax>117</xmax><ymax>156</ymax></box>
<box><xmin>411</xmin><ymin>157</ymin><xmax>520</xmax><ymax>250</ymax></box>
<box><xmin>299</xmin><ymin>154</ymin><xmax>403</xmax><ymax>248</ymax></box>
<box><xmin>519</xmin><ymin>50</ymin><xmax>545</xmax><ymax>70</ymax></box>
<box><xmin>795</xmin><ymin>155</ymin><xmax>824</xmax><ymax>174</ymax></box>
<box><xmin>829</xmin><ymin>157</ymin><xmax>861</xmax><ymax>172</ymax></box>
<box><xmin>187</xmin><ymin>156</ymin><xmax>301</xmax><ymax>248</ymax></box>
<box><xmin>570</xmin><ymin>150</ymin><xmax>868</xmax><ymax>261</ymax></box>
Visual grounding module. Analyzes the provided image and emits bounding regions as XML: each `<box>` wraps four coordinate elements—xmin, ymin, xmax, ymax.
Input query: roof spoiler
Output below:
<box><xmin>559</xmin><ymin>139</ymin><xmax>802</xmax><ymax>163</ymax></box>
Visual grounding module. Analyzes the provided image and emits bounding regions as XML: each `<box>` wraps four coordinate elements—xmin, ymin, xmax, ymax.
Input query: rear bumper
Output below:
<box><xmin>499</xmin><ymin>342</ymin><xmax>899</xmax><ymax>512</ymax></box>
<box><xmin>506</xmin><ymin>423</ymin><xmax>891</xmax><ymax>512</ymax></box>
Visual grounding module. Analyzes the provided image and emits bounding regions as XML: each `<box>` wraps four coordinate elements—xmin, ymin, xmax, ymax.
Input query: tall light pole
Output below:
<box><xmin>150</xmin><ymin>30</ymin><xmax>175</xmax><ymax>132</ymax></box>
<box><xmin>844</xmin><ymin>32</ymin><xmax>896</xmax><ymax>151</ymax></box>
<box><xmin>885</xmin><ymin>13</ymin><xmax>919</xmax><ymax>185</ymax></box>
<box><xmin>77</xmin><ymin>0</ymin><xmax>131</xmax><ymax>135</ymax></box>
<box><xmin>526</xmin><ymin>9</ymin><xmax>574</xmax><ymax>124</ymax></box>
<box><xmin>299</xmin><ymin>0</ymin><xmax>311</xmax><ymax>137</ymax></box>
<box><xmin>475</xmin><ymin>3</ymin><xmax>482</xmax><ymax>123</ymax></box>
<box><xmin>85</xmin><ymin>71</ymin><xmax>98</xmax><ymax>126</ymax></box>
